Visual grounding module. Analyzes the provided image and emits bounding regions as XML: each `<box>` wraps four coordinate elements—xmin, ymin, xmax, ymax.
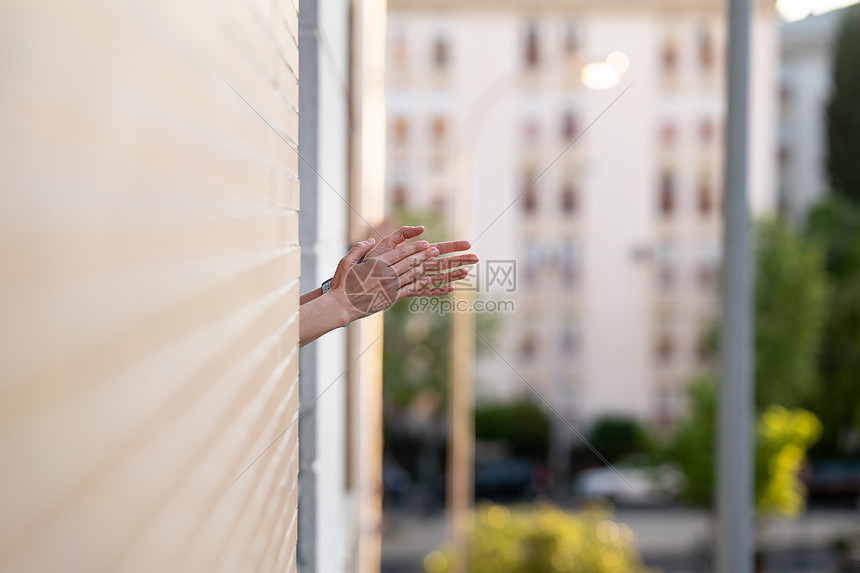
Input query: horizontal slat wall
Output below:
<box><xmin>0</xmin><ymin>1</ymin><xmax>301</xmax><ymax>572</ymax></box>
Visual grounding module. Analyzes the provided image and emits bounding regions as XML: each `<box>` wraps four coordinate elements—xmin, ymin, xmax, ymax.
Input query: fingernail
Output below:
<box><xmin>366</xmin><ymin>238</ymin><xmax>375</xmax><ymax>245</ymax></box>
<box><xmin>428</xmin><ymin>248</ymin><xmax>439</xmax><ymax>257</ymax></box>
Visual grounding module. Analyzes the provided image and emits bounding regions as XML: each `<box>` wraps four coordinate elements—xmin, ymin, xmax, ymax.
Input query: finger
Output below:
<box><xmin>379</xmin><ymin>240</ymin><xmax>432</xmax><ymax>264</ymax></box>
<box><xmin>414</xmin><ymin>284</ymin><xmax>455</xmax><ymax>298</ymax></box>
<box><xmin>429</xmin><ymin>240</ymin><xmax>472</xmax><ymax>256</ymax></box>
<box><xmin>343</xmin><ymin>237</ymin><xmax>376</xmax><ymax>265</ymax></box>
<box><xmin>426</xmin><ymin>267</ymin><xmax>470</xmax><ymax>286</ymax></box>
<box><xmin>424</xmin><ymin>254</ymin><xmax>480</xmax><ymax>272</ymax></box>
<box><xmin>391</xmin><ymin>248</ymin><xmax>437</xmax><ymax>277</ymax></box>
<box><xmin>395</xmin><ymin>274</ymin><xmax>432</xmax><ymax>301</ymax></box>
<box><xmin>384</xmin><ymin>225</ymin><xmax>425</xmax><ymax>248</ymax></box>
<box><xmin>397</xmin><ymin>262</ymin><xmax>429</xmax><ymax>289</ymax></box>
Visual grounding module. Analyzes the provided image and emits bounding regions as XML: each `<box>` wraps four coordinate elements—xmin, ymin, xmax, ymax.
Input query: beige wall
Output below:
<box><xmin>0</xmin><ymin>1</ymin><xmax>301</xmax><ymax>571</ymax></box>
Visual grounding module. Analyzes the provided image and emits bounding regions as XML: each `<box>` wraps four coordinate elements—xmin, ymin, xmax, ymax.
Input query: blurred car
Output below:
<box><xmin>382</xmin><ymin>456</ymin><xmax>411</xmax><ymax>505</ymax></box>
<box><xmin>571</xmin><ymin>464</ymin><xmax>683</xmax><ymax>506</ymax></box>
<box><xmin>807</xmin><ymin>460</ymin><xmax>860</xmax><ymax>506</ymax></box>
<box><xmin>432</xmin><ymin>458</ymin><xmax>546</xmax><ymax>503</ymax></box>
<box><xmin>474</xmin><ymin>458</ymin><xmax>543</xmax><ymax>502</ymax></box>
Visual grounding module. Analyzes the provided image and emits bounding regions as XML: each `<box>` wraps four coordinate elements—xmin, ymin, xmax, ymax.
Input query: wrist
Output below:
<box><xmin>327</xmin><ymin>287</ymin><xmax>356</xmax><ymax>327</ymax></box>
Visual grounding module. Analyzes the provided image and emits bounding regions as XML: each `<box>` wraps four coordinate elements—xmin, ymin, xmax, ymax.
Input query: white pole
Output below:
<box><xmin>718</xmin><ymin>0</ymin><xmax>753</xmax><ymax>570</ymax></box>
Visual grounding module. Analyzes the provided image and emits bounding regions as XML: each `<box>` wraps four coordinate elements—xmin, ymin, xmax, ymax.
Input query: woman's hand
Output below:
<box><xmin>299</xmin><ymin>226</ymin><xmax>478</xmax><ymax>347</ymax></box>
<box><xmin>328</xmin><ymin>237</ymin><xmax>439</xmax><ymax>322</ymax></box>
<box><xmin>360</xmin><ymin>225</ymin><xmax>480</xmax><ymax>298</ymax></box>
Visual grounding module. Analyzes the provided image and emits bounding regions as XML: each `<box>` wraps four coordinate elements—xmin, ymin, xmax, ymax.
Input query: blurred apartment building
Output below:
<box><xmin>385</xmin><ymin>0</ymin><xmax>778</xmax><ymax>429</ymax></box>
<box><xmin>779</xmin><ymin>8</ymin><xmax>846</xmax><ymax>221</ymax></box>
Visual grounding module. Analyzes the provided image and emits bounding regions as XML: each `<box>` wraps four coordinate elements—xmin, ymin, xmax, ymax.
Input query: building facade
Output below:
<box><xmin>779</xmin><ymin>8</ymin><xmax>845</xmax><ymax>221</ymax></box>
<box><xmin>385</xmin><ymin>0</ymin><xmax>778</xmax><ymax>429</ymax></box>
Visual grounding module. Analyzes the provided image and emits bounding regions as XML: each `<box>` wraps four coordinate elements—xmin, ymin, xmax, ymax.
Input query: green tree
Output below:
<box><xmin>754</xmin><ymin>220</ymin><xmax>830</xmax><ymax>409</ymax></box>
<box><xmin>826</xmin><ymin>4</ymin><xmax>860</xmax><ymax>202</ymax></box>
<box><xmin>655</xmin><ymin>219</ymin><xmax>829</xmax><ymax>511</ymax></box>
<box><xmin>658</xmin><ymin>378</ymin><xmax>717</xmax><ymax>508</ymax></box>
<box><xmin>586</xmin><ymin>416</ymin><xmax>653</xmax><ymax>464</ymax></box>
<box><xmin>661</xmin><ymin>379</ymin><xmax>822</xmax><ymax>517</ymax></box>
<box><xmin>755</xmin><ymin>405</ymin><xmax>822</xmax><ymax>516</ymax></box>
<box><xmin>425</xmin><ymin>503</ymin><xmax>658</xmax><ymax>573</ymax></box>
<box><xmin>474</xmin><ymin>400</ymin><xmax>549</xmax><ymax>457</ymax></box>
<box><xmin>812</xmin><ymin>4</ymin><xmax>860</xmax><ymax>455</ymax></box>
<box><xmin>805</xmin><ymin>196</ymin><xmax>860</xmax><ymax>455</ymax></box>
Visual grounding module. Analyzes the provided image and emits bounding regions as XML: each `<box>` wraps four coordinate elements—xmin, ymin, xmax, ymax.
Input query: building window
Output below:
<box><xmin>561</xmin><ymin>111</ymin><xmax>578</xmax><ymax>141</ymax></box>
<box><xmin>523</xmin><ymin>187</ymin><xmax>537</xmax><ymax>214</ymax></box>
<box><xmin>392</xmin><ymin>184</ymin><xmax>408</xmax><ymax>208</ymax></box>
<box><xmin>661</xmin><ymin>35</ymin><xmax>678</xmax><ymax>74</ymax></box>
<box><xmin>431</xmin><ymin>190</ymin><xmax>446</xmax><ymax>216</ymax></box>
<box><xmin>561</xmin><ymin>319</ymin><xmax>580</xmax><ymax>358</ymax></box>
<box><xmin>698</xmin><ymin>179</ymin><xmax>714</xmax><ymax>217</ymax></box>
<box><xmin>559</xmin><ymin>241</ymin><xmax>580</xmax><ymax>286</ymax></box>
<box><xmin>433</xmin><ymin>36</ymin><xmax>449</xmax><ymax>69</ymax></box>
<box><xmin>698</xmin><ymin>264</ymin><xmax>715</xmax><ymax>288</ymax></box>
<box><xmin>525</xmin><ymin>23</ymin><xmax>540</xmax><ymax>68</ymax></box>
<box><xmin>561</xmin><ymin>184</ymin><xmax>577</xmax><ymax>215</ymax></box>
<box><xmin>563</xmin><ymin>23</ymin><xmax>580</xmax><ymax>57</ymax></box>
<box><xmin>431</xmin><ymin>116</ymin><xmax>448</xmax><ymax>144</ymax></box>
<box><xmin>520</xmin><ymin>332</ymin><xmax>537</xmax><ymax>361</ymax></box>
<box><xmin>656</xmin><ymin>332</ymin><xmax>674</xmax><ymax>363</ymax></box>
<box><xmin>698</xmin><ymin>25</ymin><xmax>715</xmax><ymax>71</ymax></box>
<box><xmin>659</xmin><ymin>171</ymin><xmax>676</xmax><ymax>217</ymax></box>
<box><xmin>392</xmin><ymin>34</ymin><xmax>407</xmax><ymax>70</ymax></box>
<box><xmin>778</xmin><ymin>145</ymin><xmax>791</xmax><ymax>170</ymax></box>
<box><xmin>523</xmin><ymin>241</ymin><xmax>540</xmax><ymax>285</ymax></box>
<box><xmin>655</xmin><ymin>389</ymin><xmax>679</xmax><ymax>427</ymax></box>
<box><xmin>660</xmin><ymin>122</ymin><xmax>677</xmax><ymax>146</ymax></box>
<box><xmin>392</xmin><ymin>117</ymin><xmax>409</xmax><ymax>146</ymax></box>
<box><xmin>656</xmin><ymin>241</ymin><xmax>678</xmax><ymax>288</ymax></box>
<box><xmin>522</xmin><ymin>171</ymin><xmax>538</xmax><ymax>214</ymax></box>
<box><xmin>700</xmin><ymin>118</ymin><xmax>715</xmax><ymax>144</ymax></box>
<box><xmin>696</xmin><ymin>242</ymin><xmax>718</xmax><ymax>289</ymax></box>
<box><xmin>696</xmin><ymin>330</ymin><xmax>712</xmax><ymax>364</ymax></box>
<box><xmin>523</xmin><ymin>117</ymin><xmax>540</xmax><ymax>143</ymax></box>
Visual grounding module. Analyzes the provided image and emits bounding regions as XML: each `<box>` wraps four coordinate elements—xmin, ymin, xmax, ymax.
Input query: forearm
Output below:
<box><xmin>300</xmin><ymin>286</ymin><xmax>324</xmax><ymax>305</ymax></box>
<box><xmin>299</xmin><ymin>289</ymin><xmax>353</xmax><ymax>347</ymax></box>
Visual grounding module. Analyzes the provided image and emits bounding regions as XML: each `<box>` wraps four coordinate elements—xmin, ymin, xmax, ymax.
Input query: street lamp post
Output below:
<box><xmin>717</xmin><ymin>0</ymin><xmax>754</xmax><ymax>570</ymax></box>
<box><xmin>447</xmin><ymin>71</ymin><xmax>524</xmax><ymax>573</ymax></box>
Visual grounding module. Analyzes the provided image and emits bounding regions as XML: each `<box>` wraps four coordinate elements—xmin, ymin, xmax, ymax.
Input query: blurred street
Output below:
<box><xmin>382</xmin><ymin>505</ymin><xmax>860</xmax><ymax>573</ymax></box>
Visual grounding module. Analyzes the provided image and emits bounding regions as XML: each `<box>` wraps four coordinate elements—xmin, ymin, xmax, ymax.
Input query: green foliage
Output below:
<box><xmin>826</xmin><ymin>4</ymin><xmax>860</xmax><ymax>202</ymax></box>
<box><xmin>383</xmin><ymin>299</ymin><xmax>450</xmax><ymax>408</ymax></box>
<box><xmin>754</xmin><ymin>219</ymin><xmax>830</xmax><ymax>409</ymax></box>
<box><xmin>474</xmin><ymin>400</ymin><xmax>550</xmax><ymax>456</ymax></box>
<box><xmin>424</xmin><ymin>503</ymin><xmax>658</xmax><ymax>573</ymax></box>
<box><xmin>817</xmin><ymin>7</ymin><xmax>860</xmax><ymax>455</ymax></box>
<box><xmin>587</xmin><ymin>417</ymin><xmax>654</xmax><ymax>464</ymax></box>
<box><xmin>382</xmin><ymin>209</ymin><xmax>500</xmax><ymax>411</ymax></box>
<box><xmin>755</xmin><ymin>405</ymin><xmax>823</xmax><ymax>516</ymax></box>
<box><xmin>649</xmin><ymin>218</ymin><xmax>830</xmax><ymax>510</ymax></box>
<box><xmin>805</xmin><ymin>196</ymin><xmax>860</xmax><ymax>456</ymax></box>
<box><xmin>656</xmin><ymin>378</ymin><xmax>717</xmax><ymax>508</ymax></box>
<box><xmin>657</xmin><ymin>379</ymin><xmax>822</xmax><ymax>516</ymax></box>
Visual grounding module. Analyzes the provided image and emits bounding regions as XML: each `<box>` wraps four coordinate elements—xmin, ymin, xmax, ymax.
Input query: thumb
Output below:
<box><xmin>343</xmin><ymin>237</ymin><xmax>376</xmax><ymax>266</ymax></box>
